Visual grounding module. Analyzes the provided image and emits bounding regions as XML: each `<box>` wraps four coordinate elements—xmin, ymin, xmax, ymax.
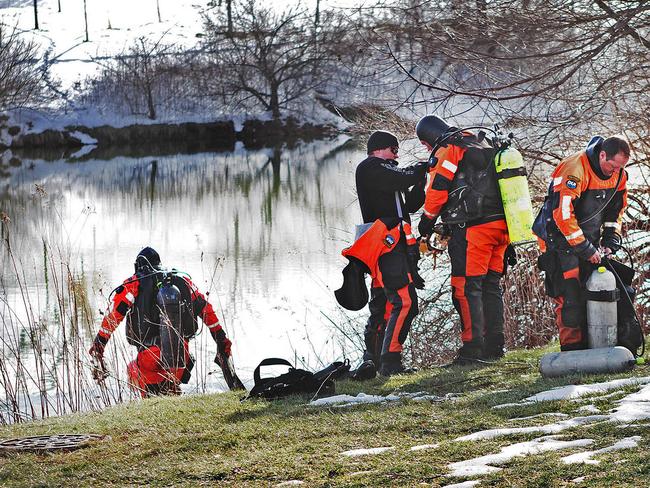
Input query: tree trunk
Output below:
<box><xmin>226</xmin><ymin>0</ymin><xmax>233</xmax><ymax>37</ymax></box>
<box><xmin>83</xmin><ymin>0</ymin><xmax>89</xmax><ymax>42</ymax></box>
<box><xmin>156</xmin><ymin>0</ymin><xmax>162</xmax><ymax>22</ymax></box>
<box><xmin>146</xmin><ymin>82</ymin><xmax>156</xmax><ymax>120</ymax></box>
<box><xmin>269</xmin><ymin>85</ymin><xmax>280</xmax><ymax>119</ymax></box>
<box><xmin>33</xmin><ymin>0</ymin><xmax>39</xmax><ymax>30</ymax></box>
<box><xmin>314</xmin><ymin>0</ymin><xmax>320</xmax><ymax>27</ymax></box>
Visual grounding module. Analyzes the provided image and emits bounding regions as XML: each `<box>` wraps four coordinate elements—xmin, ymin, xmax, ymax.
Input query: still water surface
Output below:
<box><xmin>2</xmin><ymin>136</ymin><xmax>426</xmax><ymax>415</ymax></box>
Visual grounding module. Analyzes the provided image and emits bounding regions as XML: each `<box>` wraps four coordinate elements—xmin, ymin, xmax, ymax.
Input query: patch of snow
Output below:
<box><xmin>341</xmin><ymin>447</ymin><xmax>395</xmax><ymax>457</ymax></box>
<box><xmin>310</xmin><ymin>393</ymin><xmax>400</xmax><ymax>407</ymax></box>
<box><xmin>411</xmin><ymin>394</ymin><xmax>449</xmax><ymax>402</ymax></box>
<box><xmin>571</xmin><ymin>391</ymin><xmax>623</xmax><ymax>403</ymax></box>
<box><xmin>68</xmin><ymin>144</ymin><xmax>97</xmax><ymax>159</ymax></box>
<box><xmin>68</xmin><ymin>130</ymin><xmax>98</xmax><ymax>145</ymax></box>
<box><xmin>492</xmin><ymin>402</ymin><xmax>535</xmax><ymax>410</ymax></box>
<box><xmin>232</xmin><ymin>114</ymin><xmax>246</xmax><ymax>132</ymax></box>
<box><xmin>610</xmin><ymin>400</ymin><xmax>650</xmax><ymax>423</ymax></box>
<box><xmin>577</xmin><ymin>405</ymin><xmax>601</xmax><ymax>414</ymax></box>
<box><xmin>524</xmin><ymin>377</ymin><xmax>650</xmax><ymax>403</ymax></box>
<box><xmin>511</xmin><ymin>413</ymin><xmax>569</xmax><ymax>421</ymax></box>
<box><xmin>561</xmin><ymin>436</ymin><xmax>641</xmax><ymax>465</ymax></box>
<box><xmin>444</xmin><ymin>481</ymin><xmax>481</xmax><ymax>488</ymax></box>
<box><xmin>0</xmin><ymin>128</ymin><xmax>14</xmax><ymax>146</ymax></box>
<box><xmin>616</xmin><ymin>423</ymin><xmax>650</xmax><ymax>429</ymax></box>
<box><xmin>410</xmin><ymin>443</ymin><xmax>439</xmax><ymax>451</ymax></box>
<box><xmin>448</xmin><ymin>436</ymin><xmax>594</xmax><ymax>477</ymax></box>
<box><xmin>615</xmin><ymin>382</ymin><xmax>650</xmax><ymax>403</ymax></box>
<box><xmin>454</xmin><ymin>416</ymin><xmax>608</xmax><ymax>442</ymax></box>
<box><xmin>310</xmin><ymin>391</ymin><xmax>453</xmax><ymax>408</ymax></box>
<box><xmin>276</xmin><ymin>481</ymin><xmax>305</xmax><ymax>487</ymax></box>
<box><xmin>571</xmin><ymin>476</ymin><xmax>586</xmax><ymax>483</ymax></box>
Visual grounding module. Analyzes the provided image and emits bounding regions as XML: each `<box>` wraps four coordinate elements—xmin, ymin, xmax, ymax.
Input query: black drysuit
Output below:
<box><xmin>355</xmin><ymin>157</ymin><xmax>426</xmax><ymax>366</ymax></box>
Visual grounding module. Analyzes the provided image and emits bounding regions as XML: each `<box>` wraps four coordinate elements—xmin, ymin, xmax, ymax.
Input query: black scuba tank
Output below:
<box><xmin>157</xmin><ymin>276</ymin><xmax>186</xmax><ymax>370</ymax></box>
<box><xmin>439</xmin><ymin>134</ymin><xmax>504</xmax><ymax>224</ymax></box>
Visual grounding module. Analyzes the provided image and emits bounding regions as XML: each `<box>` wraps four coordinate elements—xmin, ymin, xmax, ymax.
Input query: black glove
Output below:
<box><xmin>211</xmin><ymin>328</ymin><xmax>232</xmax><ymax>358</ymax></box>
<box><xmin>503</xmin><ymin>244</ymin><xmax>517</xmax><ymax>275</ymax></box>
<box><xmin>418</xmin><ymin>215</ymin><xmax>436</xmax><ymax>237</ymax></box>
<box><xmin>89</xmin><ymin>334</ymin><xmax>109</xmax><ymax>359</ymax></box>
<box><xmin>573</xmin><ymin>240</ymin><xmax>598</xmax><ymax>262</ymax></box>
<box><xmin>407</xmin><ymin>246</ymin><xmax>425</xmax><ymax>289</ymax></box>
<box><xmin>411</xmin><ymin>268</ymin><xmax>425</xmax><ymax>289</ymax></box>
<box><xmin>600</xmin><ymin>229</ymin><xmax>622</xmax><ymax>253</ymax></box>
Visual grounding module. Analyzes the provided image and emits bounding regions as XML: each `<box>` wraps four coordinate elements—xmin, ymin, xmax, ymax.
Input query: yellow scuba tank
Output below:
<box><xmin>494</xmin><ymin>146</ymin><xmax>534</xmax><ymax>244</ymax></box>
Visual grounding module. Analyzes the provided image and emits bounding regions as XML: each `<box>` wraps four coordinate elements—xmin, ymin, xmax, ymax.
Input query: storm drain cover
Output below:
<box><xmin>0</xmin><ymin>434</ymin><xmax>108</xmax><ymax>453</ymax></box>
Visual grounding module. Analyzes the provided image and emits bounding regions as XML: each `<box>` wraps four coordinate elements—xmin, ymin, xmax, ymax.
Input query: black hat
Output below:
<box><xmin>367</xmin><ymin>130</ymin><xmax>399</xmax><ymax>154</ymax></box>
<box><xmin>334</xmin><ymin>258</ymin><xmax>369</xmax><ymax>311</ymax></box>
<box><xmin>416</xmin><ymin>115</ymin><xmax>452</xmax><ymax>146</ymax></box>
<box><xmin>135</xmin><ymin>246</ymin><xmax>161</xmax><ymax>273</ymax></box>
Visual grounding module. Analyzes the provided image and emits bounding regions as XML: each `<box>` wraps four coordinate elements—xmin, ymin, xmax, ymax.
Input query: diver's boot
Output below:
<box><xmin>350</xmin><ymin>360</ymin><xmax>377</xmax><ymax>381</ymax></box>
<box><xmin>378</xmin><ymin>353</ymin><xmax>416</xmax><ymax>377</ymax></box>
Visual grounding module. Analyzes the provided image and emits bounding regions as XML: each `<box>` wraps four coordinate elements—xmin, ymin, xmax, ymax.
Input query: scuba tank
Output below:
<box><xmin>540</xmin><ymin>346</ymin><xmax>635</xmax><ymax>378</ymax></box>
<box><xmin>156</xmin><ymin>275</ymin><xmax>186</xmax><ymax>370</ymax></box>
<box><xmin>494</xmin><ymin>146</ymin><xmax>534</xmax><ymax>244</ymax></box>
<box><xmin>586</xmin><ymin>266</ymin><xmax>619</xmax><ymax>349</ymax></box>
<box><xmin>422</xmin><ymin>122</ymin><xmax>533</xmax><ymax>242</ymax></box>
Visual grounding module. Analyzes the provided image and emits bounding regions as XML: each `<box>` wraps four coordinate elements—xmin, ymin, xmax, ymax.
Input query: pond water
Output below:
<box><xmin>2</xmin><ymin>136</ymin><xmax>430</xmax><ymax>419</ymax></box>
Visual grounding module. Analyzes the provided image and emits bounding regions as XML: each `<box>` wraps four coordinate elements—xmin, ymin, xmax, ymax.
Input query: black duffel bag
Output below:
<box><xmin>246</xmin><ymin>358</ymin><xmax>350</xmax><ymax>401</ymax></box>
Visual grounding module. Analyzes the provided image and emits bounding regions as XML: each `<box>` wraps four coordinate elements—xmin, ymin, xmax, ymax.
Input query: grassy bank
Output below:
<box><xmin>1</xmin><ymin>346</ymin><xmax>649</xmax><ymax>487</ymax></box>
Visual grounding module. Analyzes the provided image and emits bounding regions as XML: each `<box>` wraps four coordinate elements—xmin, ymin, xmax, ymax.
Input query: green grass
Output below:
<box><xmin>1</xmin><ymin>345</ymin><xmax>649</xmax><ymax>487</ymax></box>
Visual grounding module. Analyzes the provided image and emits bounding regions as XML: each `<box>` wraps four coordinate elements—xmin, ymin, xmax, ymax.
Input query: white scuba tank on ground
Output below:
<box><xmin>540</xmin><ymin>346</ymin><xmax>635</xmax><ymax>378</ymax></box>
<box><xmin>586</xmin><ymin>266</ymin><xmax>619</xmax><ymax>349</ymax></box>
<box><xmin>494</xmin><ymin>146</ymin><xmax>534</xmax><ymax>244</ymax></box>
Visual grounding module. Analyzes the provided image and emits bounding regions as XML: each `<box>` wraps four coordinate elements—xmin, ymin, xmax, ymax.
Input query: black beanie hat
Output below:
<box><xmin>367</xmin><ymin>130</ymin><xmax>399</xmax><ymax>154</ymax></box>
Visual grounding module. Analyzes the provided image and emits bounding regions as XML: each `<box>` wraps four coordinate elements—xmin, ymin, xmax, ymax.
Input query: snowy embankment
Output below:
<box><xmin>0</xmin><ymin>0</ymin><xmax>343</xmax><ymax>152</ymax></box>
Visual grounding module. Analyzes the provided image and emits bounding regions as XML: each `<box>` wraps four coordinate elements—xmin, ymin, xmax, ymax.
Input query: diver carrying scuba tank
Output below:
<box><xmin>533</xmin><ymin>135</ymin><xmax>647</xmax><ymax>377</ymax></box>
<box><xmin>533</xmin><ymin>135</ymin><xmax>636</xmax><ymax>352</ymax></box>
<box><xmin>416</xmin><ymin>114</ymin><xmax>535</xmax><ymax>364</ymax></box>
<box><xmin>88</xmin><ymin>246</ymin><xmax>244</xmax><ymax>397</ymax></box>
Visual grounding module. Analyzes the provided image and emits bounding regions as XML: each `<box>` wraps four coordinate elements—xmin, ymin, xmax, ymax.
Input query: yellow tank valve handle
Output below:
<box><xmin>598</xmin><ymin>266</ymin><xmax>606</xmax><ymax>273</ymax></box>
<box><xmin>636</xmin><ymin>357</ymin><xmax>646</xmax><ymax>365</ymax></box>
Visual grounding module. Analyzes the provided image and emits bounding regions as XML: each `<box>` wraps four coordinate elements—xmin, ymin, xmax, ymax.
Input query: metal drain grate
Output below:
<box><xmin>0</xmin><ymin>434</ymin><xmax>108</xmax><ymax>453</ymax></box>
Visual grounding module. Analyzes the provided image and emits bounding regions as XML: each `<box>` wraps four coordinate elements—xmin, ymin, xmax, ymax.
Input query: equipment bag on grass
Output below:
<box><xmin>246</xmin><ymin>358</ymin><xmax>350</xmax><ymax>400</ymax></box>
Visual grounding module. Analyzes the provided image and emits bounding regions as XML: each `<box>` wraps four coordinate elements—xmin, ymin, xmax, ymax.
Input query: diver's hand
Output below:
<box><xmin>89</xmin><ymin>334</ymin><xmax>109</xmax><ymax>359</ymax></box>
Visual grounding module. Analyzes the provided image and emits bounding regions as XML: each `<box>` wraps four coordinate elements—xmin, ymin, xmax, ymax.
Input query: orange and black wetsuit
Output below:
<box><xmin>420</xmin><ymin>133</ymin><xmax>508</xmax><ymax>359</ymax></box>
<box><xmin>355</xmin><ymin>156</ymin><xmax>426</xmax><ymax>369</ymax></box>
<box><xmin>533</xmin><ymin>136</ymin><xmax>627</xmax><ymax>350</ymax></box>
<box><xmin>92</xmin><ymin>272</ymin><xmax>230</xmax><ymax>396</ymax></box>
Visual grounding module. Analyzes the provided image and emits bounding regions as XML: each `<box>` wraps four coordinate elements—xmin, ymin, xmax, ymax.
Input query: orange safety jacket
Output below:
<box><xmin>532</xmin><ymin>143</ymin><xmax>627</xmax><ymax>257</ymax></box>
<box><xmin>97</xmin><ymin>273</ymin><xmax>223</xmax><ymax>344</ymax></box>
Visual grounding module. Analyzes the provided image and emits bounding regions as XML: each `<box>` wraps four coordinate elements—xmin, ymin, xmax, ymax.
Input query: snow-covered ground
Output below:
<box><xmin>0</xmin><ymin>0</ymin><xmax>349</xmax><ymax>130</ymax></box>
<box><xmin>1</xmin><ymin>0</ymin><xmax>205</xmax><ymax>90</ymax></box>
<box><xmin>0</xmin><ymin>0</ymin><xmax>340</xmax><ymax>90</ymax></box>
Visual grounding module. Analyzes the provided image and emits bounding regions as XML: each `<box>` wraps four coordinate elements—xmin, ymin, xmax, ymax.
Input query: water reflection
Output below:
<box><xmin>0</xmin><ymin>136</ymin><xmax>372</xmax><ymax>412</ymax></box>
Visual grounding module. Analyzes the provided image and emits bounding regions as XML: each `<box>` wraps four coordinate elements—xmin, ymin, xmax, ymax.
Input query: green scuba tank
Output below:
<box><xmin>494</xmin><ymin>147</ymin><xmax>534</xmax><ymax>244</ymax></box>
